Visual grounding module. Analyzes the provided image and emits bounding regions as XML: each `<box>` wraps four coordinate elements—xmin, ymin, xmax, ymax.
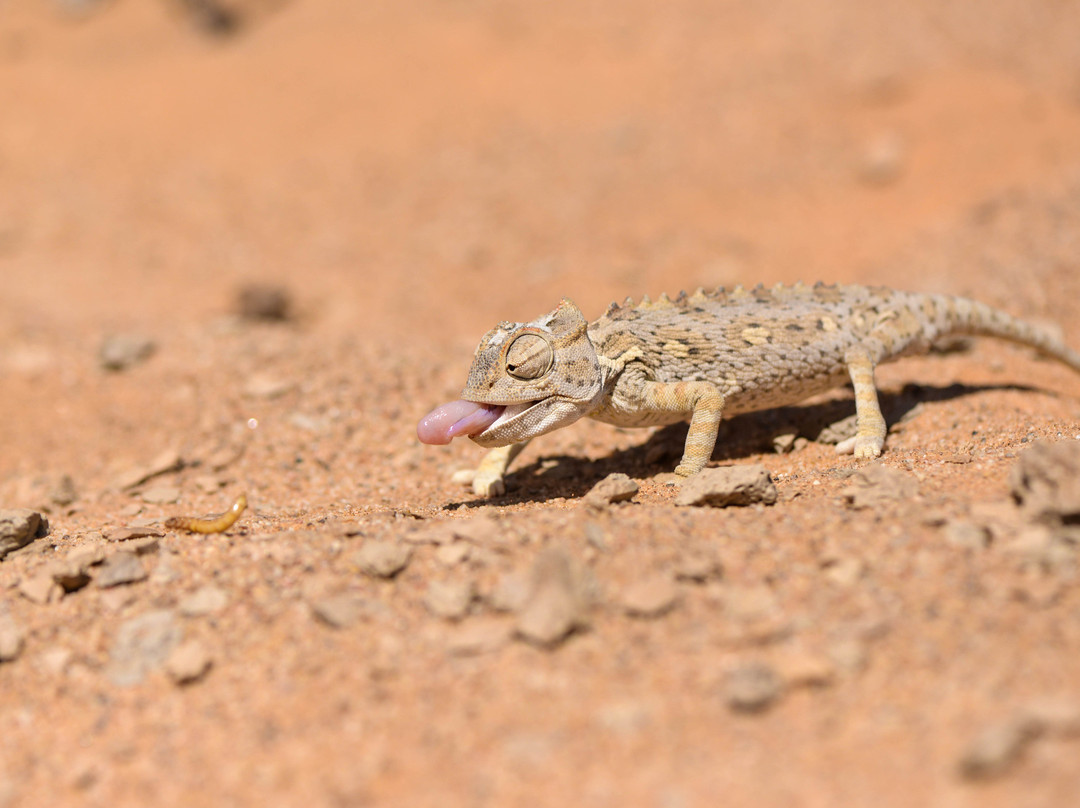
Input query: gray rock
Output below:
<box><xmin>1010</xmin><ymin>440</ymin><xmax>1080</xmax><ymax>523</ymax></box>
<box><xmin>95</xmin><ymin>552</ymin><xmax>147</xmax><ymax>588</ymax></box>
<box><xmin>584</xmin><ymin>473</ymin><xmax>639</xmax><ymax>505</ymax></box>
<box><xmin>19</xmin><ymin>573</ymin><xmax>62</xmax><ymax>604</ymax></box>
<box><xmin>178</xmin><ymin>585</ymin><xmax>229</xmax><ymax>617</ymax></box>
<box><xmin>675</xmin><ymin>465</ymin><xmax>777</xmax><ymax>508</ymax></box>
<box><xmin>310</xmin><ymin>594</ymin><xmax>368</xmax><ymax>629</ymax></box>
<box><xmin>165</xmin><ymin>640</ymin><xmax>213</xmax><ymax>684</ymax></box>
<box><xmin>724</xmin><ymin>662</ymin><xmax>784</xmax><ymax>713</ymax></box>
<box><xmin>353</xmin><ymin>540</ymin><xmax>412</xmax><ymax>579</ymax></box>
<box><xmin>106</xmin><ymin>610</ymin><xmax>182</xmax><ymax>686</ymax></box>
<box><xmin>620</xmin><ymin>574</ymin><xmax>680</xmax><ymax>618</ymax></box>
<box><xmin>958</xmin><ymin>719</ymin><xmax>1038</xmax><ymax>780</ymax></box>
<box><xmin>0</xmin><ymin>613</ymin><xmax>24</xmax><ymax>662</ymax></box>
<box><xmin>515</xmin><ymin>549</ymin><xmax>588</xmax><ymax>647</ymax></box>
<box><xmin>100</xmin><ymin>333</ymin><xmax>155</xmax><ymax>371</ymax></box>
<box><xmin>842</xmin><ymin>463</ymin><xmax>919</xmax><ymax>510</ymax></box>
<box><xmin>424</xmin><ymin>579</ymin><xmax>475</xmax><ymax>621</ymax></box>
<box><xmin>0</xmin><ymin>509</ymin><xmax>49</xmax><ymax>559</ymax></box>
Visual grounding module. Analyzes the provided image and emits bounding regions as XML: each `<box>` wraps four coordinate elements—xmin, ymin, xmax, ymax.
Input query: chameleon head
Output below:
<box><xmin>416</xmin><ymin>299</ymin><xmax>605</xmax><ymax>447</ymax></box>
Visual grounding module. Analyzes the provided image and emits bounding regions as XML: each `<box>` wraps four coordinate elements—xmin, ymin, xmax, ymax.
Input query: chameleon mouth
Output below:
<box><xmin>416</xmin><ymin>399</ymin><xmax>543</xmax><ymax>445</ymax></box>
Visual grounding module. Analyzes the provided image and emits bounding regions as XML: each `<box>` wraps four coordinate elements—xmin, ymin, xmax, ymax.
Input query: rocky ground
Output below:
<box><xmin>3</xmin><ymin>1</ymin><xmax>1080</xmax><ymax>806</ymax></box>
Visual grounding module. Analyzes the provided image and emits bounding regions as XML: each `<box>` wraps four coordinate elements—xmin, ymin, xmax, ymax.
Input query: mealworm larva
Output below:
<box><xmin>165</xmin><ymin>493</ymin><xmax>247</xmax><ymax>534</ymax></box>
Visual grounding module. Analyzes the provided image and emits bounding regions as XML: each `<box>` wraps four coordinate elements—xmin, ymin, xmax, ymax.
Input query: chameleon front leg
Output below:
<box><xmin>637</xmin><ymin>380</ymin><xmax>725</xmax><ymax>477</ymax></box>
<box><xmin>835</xmin><ymin>344</ymin><xmax>887</xmax><ymax>458</ymax></box>
<box><xmin>465</xmin><ymin>441</ymin><xmax>529</xmax><ymax>496</ymax></box>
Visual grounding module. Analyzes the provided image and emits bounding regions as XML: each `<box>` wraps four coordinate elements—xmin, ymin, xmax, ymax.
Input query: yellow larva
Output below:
<box><xmin>165</xmin><ymin>493</ymin><xmax>247</xmax><ymax>534</ymax></box>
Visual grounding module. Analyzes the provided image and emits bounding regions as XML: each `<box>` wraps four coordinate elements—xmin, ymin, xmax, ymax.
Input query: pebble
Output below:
<box><xmin>583</xmin><ymin>473</ymin><xmax>639</xmax><ymax>505</ymax></box>
<box><xmin>515</xmin><ymin>549</ymin><xmax>587</xmax><ymax>647</ymax></box>
<box><xmin>19</xmin><ymin>573</ymin><xmax>62</xmax><ymax>604</ymax></box>
<box><xmin>99</xmin><ymin>333</ymin><xmax>155</xmax><ymax>371</ymax></box>
<box><xmin>48</xmin><ymin>474</ymin><xmax>78</xmax><ymax>506</ymax></box>
<box><xmin>178</xmin><ymin>585</ymin><xmax>229</xmax><ymax>617</ymax></box>
<box><xmin>724</xmin><ymin>662</ymin><xmax>784</xmax><ymax>713</ymax></box>
<box><xmin>310</xmin><ymin>594</ymin><xmax>368</xmax><ymax>629</ymax></box>
<box><xmin>1010</xmin><ymin>440</ymin><xmax>1080</xmax><ymax>523</ymax></box>
<box><xmin>47</xmin><ymin>558</ymin><xmax>92</xmax><ymax>593</ymax></box>
<box><xmin>424</xmin><ymin>579</ymin><xmax>475</xmax><ymax>621</ymax></box>
<box><xmin>723</xmin><ymin>584</ymin><xmax>779</xmax><ymax>621</ymax></box>
<box><xmin>842</xmin><ymin>463</ymin><xmax>919</xmax><ymax>510</ymax></box>
<box><xmin>620</xmin><ymin>574</ymin><xmax>680</xmax><ymax>618</ymax></box>
<box><xmin>775</xmin><ymin>650</ymin><xmax>836</xmax><ymax>688</ymax></box>
<box><xmin>114</xmin><ymin>448</ymin><xmax>183</xmax><ymax>490</ymax></box>
<box><xmin>353</xmin><ymin>539</ymin><xmax>413</xmax><ymax>578</ymax></box>
<box><xmin>95</xmin><ymin>552</ymin><xmax>148</xmax><ymax>588</ymax></box>
<box><xmin>243</xmin><ymin>374</ymin><xmax>296</xmax><ymax>400</ymax></box>
<box><xmin>165</xmin><ymin>640</ymin><xmax>213</xmax><ymax>684</ymax></box>
<box><xmin>487</xmin><ymin>571</ymin><xmax>532</xmax><ymax>613</ymax></box>
<box><xmin>107</xmin><ymin>525</ymin><xmax>165</xmax><ymax>542</ymax></box>
<box><xmin>771</xmin><ymin>432</ymin><xmax>798</xmax><ymax>454</ymax></box>
<box><xmin>140</xmin><ymin>485</ymin><xmax>181</xmax><ymax>505</ymax></box>
<box><xmin>674</xmin><ymin>553</ymin><xmax>721</xmax><ymax>583</ymax></box>
<box><xmin>821</xmin><ymin>556</ymin><xmax>866</xmax><ymax>587</ymax></box>
<box><xmin>0</xmin><ymin>509</ymin><xmax>48</xmax><ymax>560</ymax></box>
<box><xmin>856</xmin><ymin>130</ymin><xmax>906</xmax><ymax>186</ymax></box>
<box><xmin>674</xmin><ymin>465</ymin><xmax>777</xmax><ymax>508</ymax></box>
<box><xmin>444</xmin><ymin>619</ymin><xmax>511</xmax><ymax>656</ymax></box>
<box><xmin>958</xmin><ymin>719</ymin><xmax>1037</xmax><ymax>780</ymax></box>
<box><xmin>435</xmin><ymin>541</ymin><xmax>471</xmax><ymax>567</ymax></box>
<box><xmin>236</xmin><ymin>283</ymin><xmax>292</xmax><ymax>321</ymax></box>
<box><xmin>106</xmin><ymin>609</ymin><xmax>182</xmax><ymax>686</ymax></box>
<box><xmin>0</xmin><ymin>613</ymin><xmax>24</xmax><ymax>662</ymax></box>
<box><xmin>943</xmin><ymin>520</ymin><xmax>990</xmax><ymax>551</ymax></box>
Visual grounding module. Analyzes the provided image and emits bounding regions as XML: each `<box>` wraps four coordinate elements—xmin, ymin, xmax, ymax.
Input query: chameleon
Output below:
<box><xmin>417</xmin><ymin>283</ymin><xmax>1080</xmax><ymax>496</ymax></box>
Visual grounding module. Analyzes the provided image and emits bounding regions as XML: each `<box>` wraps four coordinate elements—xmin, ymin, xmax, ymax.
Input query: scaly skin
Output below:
<box><xmin>444</xmin><ymin>283</ymin><xmax>1080</xmax><ymax>496</ymax></box>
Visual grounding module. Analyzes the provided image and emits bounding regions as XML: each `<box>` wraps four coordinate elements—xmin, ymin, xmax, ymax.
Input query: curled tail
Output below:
<box><xmin>924</xmin><ymin>294</ymin><xmax>1080</xmax><ymax>373</ymax></box>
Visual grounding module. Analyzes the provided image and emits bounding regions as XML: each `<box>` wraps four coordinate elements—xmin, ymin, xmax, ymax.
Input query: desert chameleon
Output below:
<box><xmin>418</xmin><ymin>283</ymin><xmax>1080</xmax><ymax>496</ymax></box>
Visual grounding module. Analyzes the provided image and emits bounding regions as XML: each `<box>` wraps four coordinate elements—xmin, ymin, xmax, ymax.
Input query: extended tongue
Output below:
<box><xmin>417</xmin><ymin>400</ymin><xmax>505</xmax><ymax>445</ymax></box>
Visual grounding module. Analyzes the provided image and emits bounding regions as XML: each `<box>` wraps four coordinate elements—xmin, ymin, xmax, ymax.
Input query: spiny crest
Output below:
<box><xmin>601</xmin><ymin>281</ymin><xmax>855</xmax><ymax>320</ymax></box>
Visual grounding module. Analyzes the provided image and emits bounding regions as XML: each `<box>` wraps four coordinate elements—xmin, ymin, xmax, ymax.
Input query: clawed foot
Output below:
<box><xmin>835</xmin><ymin>435</ymin><xmax>884</xmax><ymax>458</ymax></box>
<box><xmin>451</xmin><ymin>468</ymin><xmax>506</xmax><ymax>497</ymax></box>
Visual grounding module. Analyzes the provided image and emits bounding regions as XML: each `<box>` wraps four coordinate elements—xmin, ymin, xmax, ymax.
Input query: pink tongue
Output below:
<box><xmin>417</xmin><ymin>400</ymin><xmax>505</xmax><ymax>445</ymax></box>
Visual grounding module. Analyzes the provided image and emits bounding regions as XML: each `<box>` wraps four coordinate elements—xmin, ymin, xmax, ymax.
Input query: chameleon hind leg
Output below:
<box><xmin>835</xmin><ymin>344</ymin><xmax>887</xmax><ymax>458</ymax></box>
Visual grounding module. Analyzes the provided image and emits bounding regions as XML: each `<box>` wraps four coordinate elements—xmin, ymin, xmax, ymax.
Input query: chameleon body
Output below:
<box><xmin>417</xmin><ymin>283</ymin><xmax>1080</xmax><ymax>496</ymax></box>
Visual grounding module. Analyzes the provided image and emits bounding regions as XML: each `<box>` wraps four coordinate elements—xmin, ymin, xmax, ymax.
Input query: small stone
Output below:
<box><xmin>107</xmin><ymin>525</ymin><xmax>165</xmax><ymax>542</ymax></box>
<box><xmin>674</xmin><ymin>554</ymin><xmax>722</xmax><ymax>583</ymax></box>
<box><xmin>140</xmin><ymin>485</ymin><xmax>181</xmax><ymax>505</ymax></box>
<box><xmin>124</xmin><ymin>537</ymin><xmax>161</xmax><ymax>556</ymax></box>
<box><xmin>816</xmin><ymin>414</ymin><xmax>858</xmax><ymax>445</ymax></box>
<box><xmin>775</xmin><ymin>650</ymin><xmax>836</xmax><ymax>688</ymax></box>
<box><xmin>958</xmin><ymin>719</ymin><xmax>1038</xmax><ymax>780</ymax></box>
<box><xmin>38</xmin><ymin>647</ymin><xmax>73</xmax><ymax>676</ymax></box>
<box><xmin>515</xmin><ymin>549</ymin><xmax>588</xmax><ymax>647</ymax></box>
<box><xmin>723</xmin><ymin>584</ymin><xmax>779</xmax><ymax>621</ymax></box>
<box><xmin>724</xmin><ymin>662</ymin><xmax>784</xmax><ymax>713</ymax></box>
<box><xmin>106</xmin><ymin>609</ymin><xmax>182</xmax><ymax>686</ymax></box>
<box><xmin>1021</xmin><ymin>699</ymin><xmax>1080</xmax><ymax>737</ymax></box>
<box><xmin>445</xmin><ymin>619</ymin><xmax>511</xmax><ymax>656</ymax></box>
<box><xmin>424</xmin><ymin>579</ymin><xmax>475</xmax><ymax>621</ymax></box>
<box><xmin>821</xmin><ymin>556</ymin><xmax>865</xmax><ymax>587</ymax></box>
<box><xmin>675</xmin><ymin>465</ymin><xmax>777</xmax><ymax>508</ymax></box>
<box><xmin>772</xmin><ymin>432</ymin><xmax>798</xmax><ymax>454</ymax></box>
<box><xmin>47</xmin><ymin>558</ymin><xmax>92</xmax><ymax>593</ymax></box>
<box><xmin>178</xmin><ymin>585</ymin><xmax>229</xmax><ymax>617</ymax></box>
<box><xmin>0</xmin><ymin>613</ymin><xmax>25</xmax><ymax>662</ymax></box>
<box><xmin>435</xmin><ymin>541</ymin><xmax>471</xmax><ymax>567</ymax></box>
<box><xmin>584</xmin><ymin>473</ymin><xmax>639</xmax><ymax>505</ymax></box>
<box><xmin>236</xmin><ymin>283</ymin><xmax>292</xmax><ymax>321</ymax></box>
<box><xmin>243</xmin><ymin>374</ymin><xmax>295</xmax><ymax>399</ymax></box>
<box><xmin>943</xmin><ymin>520</ymin><xmax>990</xmax><ymax>550</ymax></box>
<box><xmin>829</xmin><ymin>638</ymin><xmax>868</xmax><ymax>673</ymax></box>
<box><xmin>353</xmin><ymin>540</ymin><xmax>412</xmax><ymax>578</ymax></box>
<box><xmin>1010</xmin><ymin>441</ymin><xmax>1080</xmax><ymax>523</ymax></box>
<box><xmin>842</xmin><ymin>463</ymin><xmax>919</xmax><ymax>510</ymax></box>
<box><xmin>114</xmin><ymin>448</ymin><xmax>183</xmax><ymax>490</ymax></box>
<box><xmin>48</xmin><ymin>474</ymin><xmax>78</xmax><ymax>506</ymax></box>
<box><xmin>19</xmin><ymin>573</ymin><xmax>62</xmax><ymax>604</ymax></box>
<box><xmin>165</xmin><ymin>640</ymin><xmax>213</xmax><ymax>684</ymax></box>
<box><xmin>99</xmin><ymin>333</ymin><xmax>155</xmax><ymax>371</ymax></box>
<box><xmin>310</xmin><ymin>594</ymin><xmax>368</xmax><ymax>629</ymax></box>
<box><xmin>857</xmin><ymin>131</ymin><xmax>906</xmax><ymax>186</ymax></box>
<box><xmin>95</xmin><ymin>552</ymin><xmax>147</xmax><ymax>588</ymax></box>
<box><xmin>620</xmin><ymin>574</ymin><xmax>680</xmax><ymax>618</ymax></box>
<box><xmin>0</xmin><ymin>509</ymin><xmax>48</xmax><ymax>559</ymax></box>
<box><xmin>487</xmin><ymin>571</ymin><xmax>532</xmax><ymax>613</ymax></box>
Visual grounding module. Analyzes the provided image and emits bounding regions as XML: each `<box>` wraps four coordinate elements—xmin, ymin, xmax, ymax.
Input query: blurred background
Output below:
<box><xmin>3</xmin><ymin>0</ymin><xmax>1080</xmax><ymax>342</ymax></box>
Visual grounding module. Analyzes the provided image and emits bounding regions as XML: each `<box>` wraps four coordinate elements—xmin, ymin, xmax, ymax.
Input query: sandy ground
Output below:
<box><xmin>3</xmin><ymin>1</ymin><xmax>1080</xmax><ymax>805</ymax></box>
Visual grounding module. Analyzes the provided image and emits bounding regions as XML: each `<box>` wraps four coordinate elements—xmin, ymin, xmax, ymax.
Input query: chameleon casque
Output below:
<box><xmin>417</xmin><ymin>283</ymin><xmax>1080</xmax><ymax>496</ymax></box>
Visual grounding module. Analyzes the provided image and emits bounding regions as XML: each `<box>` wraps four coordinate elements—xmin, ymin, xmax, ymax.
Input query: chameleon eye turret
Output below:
<box><xmin>504</xmin><ymin>333</ymin><xmax>554</xmax><ymax>380</ymax></box>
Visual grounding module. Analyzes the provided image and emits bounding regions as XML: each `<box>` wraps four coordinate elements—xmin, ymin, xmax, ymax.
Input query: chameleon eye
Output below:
<box><xmin>505</xmin><ymin>333</ymin><xmax>554</xmax><ymax>380</ymax></box>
